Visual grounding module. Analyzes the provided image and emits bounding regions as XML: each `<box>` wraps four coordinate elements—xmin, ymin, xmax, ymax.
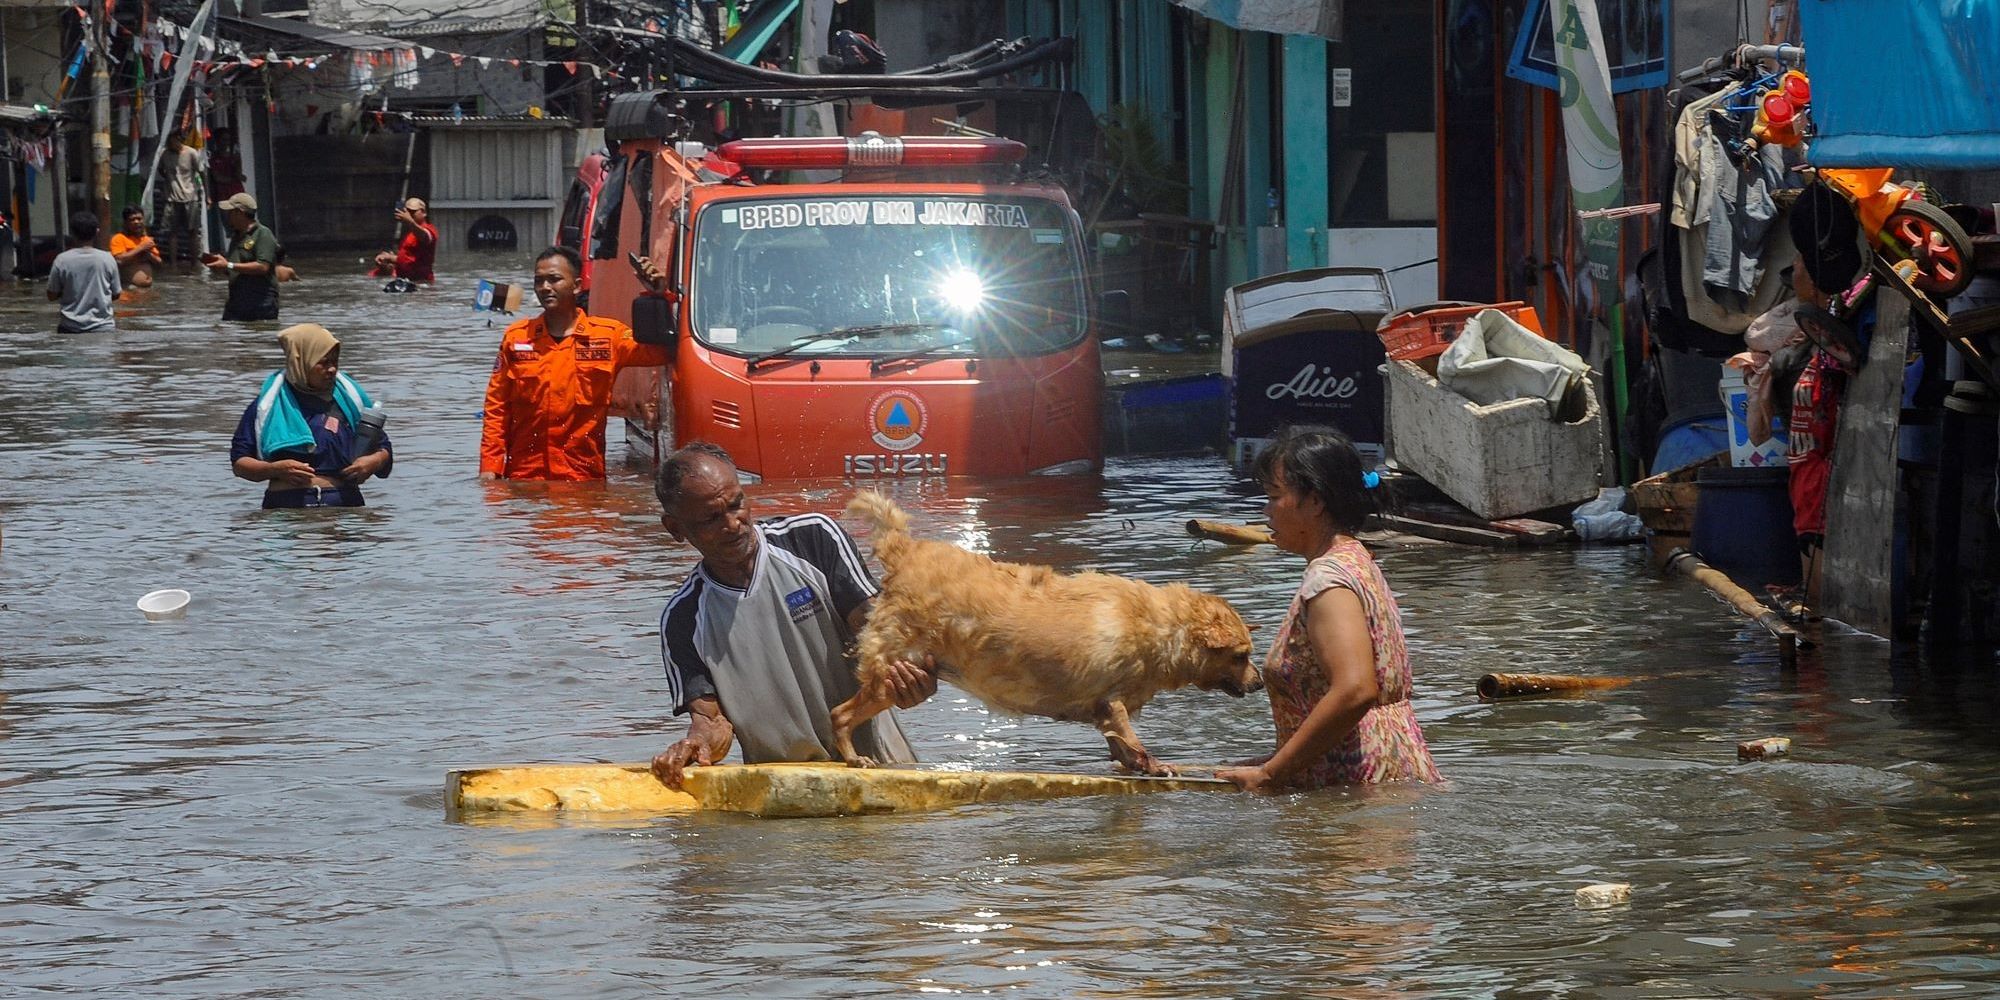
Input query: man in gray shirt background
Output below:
<box><xmin>157</xmin><ymin>131</ymin><xmax>206</xmax><ymax>272</ymax></box>
<box><xmin>46</xmin><ymin>212</ymin><xmax>120</xmax><ymax>334</ymax></box>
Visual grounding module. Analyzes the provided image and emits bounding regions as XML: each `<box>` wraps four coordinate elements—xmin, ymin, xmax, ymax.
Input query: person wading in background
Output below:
<box><xmin>372</xmin><ymin>198</ymin><xmax>438</xmax><ymax>284</ymax></box>
<box><xmin>204</xmin><ymin>193</ymin><xmax>281</xmax><ymax>322</ymax></box>
<box><xmin>46</xmin><ymin>212</ymin><xmax>121</xmax><ymax>334</ymax></box>
<box><xmin>109</xmin><ymin>206</ymin><xmax>161</xmax><ymax>290</ymax></box>
<box><xmin>156</xmin><ymin>131</ymin><xmax>206</xmax><ymax>274</ymax></box>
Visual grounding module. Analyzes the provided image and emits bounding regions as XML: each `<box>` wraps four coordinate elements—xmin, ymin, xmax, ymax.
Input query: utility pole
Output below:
<box><xmin>90</xmin><ymin>0</ymin><xmax>112</xmax><ymax>244</ymax></box>
<box><xmin>575</xmin><ymin>0</ymin><xmax>593</xmax><ymax>128</ymax></box>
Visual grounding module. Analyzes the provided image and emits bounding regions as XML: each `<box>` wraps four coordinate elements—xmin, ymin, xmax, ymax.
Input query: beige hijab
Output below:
<box><xmin>278</xmin><ymin>324</ymin><xmax>340</xmax><ymax>399</ymax></box>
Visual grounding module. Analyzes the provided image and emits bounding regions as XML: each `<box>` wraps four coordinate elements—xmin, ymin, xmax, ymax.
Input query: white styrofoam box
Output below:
<box><xmin>1719</xmin><ymin>370</ymin><xmax>1789</xmax><ymax>469</ymax></box>
<box><xmin>1386</xmin><ymin>359</ymin><xmax>1604</xmax><ymax>520</ymax></box>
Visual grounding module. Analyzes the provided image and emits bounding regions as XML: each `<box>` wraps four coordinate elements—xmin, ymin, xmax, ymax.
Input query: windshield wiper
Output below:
<box><xmin>745</xmin><ymin>333</ymin><xmax>839</xmax><ymax>370</ymax></box>
<box><xmin>743</xmin><ymin>323</ymin><xmax>950</xmax><ymax>371</ymax></box>
<box><xmin>826</xmin><ymin>322</ymin><xmax>949</xmax><ymax>339</ymax></box>
<box><xmin>870</xmin><ymin>335</ymin><xmax>978</xmax><ymax>374</ymax></box>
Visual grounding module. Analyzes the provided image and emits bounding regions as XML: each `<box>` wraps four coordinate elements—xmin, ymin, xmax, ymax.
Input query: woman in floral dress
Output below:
<box><xmin>1216</xmin><ymin>425</ymin><xmax>1441</xmax><ymax>791</ymax></box>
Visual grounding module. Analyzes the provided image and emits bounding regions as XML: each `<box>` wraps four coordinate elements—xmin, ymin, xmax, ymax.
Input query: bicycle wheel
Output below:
<box><xmin>1885</xmin><ymin>199</ymin><xmax>1974</xmax><ymax>297</ymax></box>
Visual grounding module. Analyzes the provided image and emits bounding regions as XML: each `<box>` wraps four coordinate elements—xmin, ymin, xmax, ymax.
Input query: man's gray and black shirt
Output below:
<box><xmin>660</xmin><ymin>513</ymin><xmax>915</xmax><ymax>765</ymax></box>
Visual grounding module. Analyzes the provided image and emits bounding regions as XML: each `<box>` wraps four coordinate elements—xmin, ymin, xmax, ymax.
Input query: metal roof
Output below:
<box><xmin>0</xmin><ymin>102</ymin><xmax>60</xmax><ymax>128</ymax></box>
<box><xmin>218</xmin><ymin>12</ymin><xmax>410</xmax><ymax>53</ymax></box>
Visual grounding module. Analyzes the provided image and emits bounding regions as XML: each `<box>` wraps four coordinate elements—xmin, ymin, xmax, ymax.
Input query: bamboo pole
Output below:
<box><xmin>1666</xmin><ymin>549</ymin><xmax>1801</xmax><ymax>667</ymax></box>
<box><xmin>1185</xmin><ymin>519</ymin><xmax>1273</xmax><ymax>546</ymax></box>
<box><xmin>1476</xmin><ymin>672</ymin><xmax>1637</xmax><ymax>701</ymax></box>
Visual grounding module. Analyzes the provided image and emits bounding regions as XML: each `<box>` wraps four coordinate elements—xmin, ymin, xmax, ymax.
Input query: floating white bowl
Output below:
<box><xmin>137</xmin><ymin>589</ymin><xmax>190</xmax><ymax>622</ymax></box>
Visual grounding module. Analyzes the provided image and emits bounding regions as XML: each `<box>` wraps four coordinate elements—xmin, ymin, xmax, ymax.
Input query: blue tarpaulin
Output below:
<box><xmin>1801</xmin><ymin>0</ymin><xmax>2000</xmax><ymax>169</ymax></box>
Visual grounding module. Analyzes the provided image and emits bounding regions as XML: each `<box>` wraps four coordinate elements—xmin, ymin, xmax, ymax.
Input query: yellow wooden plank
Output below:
<box><xmin>446</xmin><ymin>762</ymin><xmax>1235</xmax><ymax>819</ymax></box>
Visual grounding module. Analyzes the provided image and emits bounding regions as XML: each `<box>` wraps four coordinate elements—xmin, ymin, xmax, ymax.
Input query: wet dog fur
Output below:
<box><xmin>831</xmin><ymin>492</ymin><xmax>1261</xmax><ymax>776</ymax></box>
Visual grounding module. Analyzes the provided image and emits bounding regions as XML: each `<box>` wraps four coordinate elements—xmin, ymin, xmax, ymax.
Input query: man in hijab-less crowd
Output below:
<box><xmin>480</xmin><ymin>246</ymin><xmax>670</xmax><ymax>481</ymax></box>
<box><xmin>229</xmin><ymin>324</ymin><xmax>393</xmax><ymax>509</ymax></box>
<box><xmin>205</xmin><ymin>192</ymin><xmax>281</xmax><ymax>322</ymax></box>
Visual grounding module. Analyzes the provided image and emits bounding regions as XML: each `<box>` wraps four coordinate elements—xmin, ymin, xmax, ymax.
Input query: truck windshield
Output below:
<box><xmin>690</xmin><ymin>196</ymin><xmax>1086</xmax><ymax>360</ymax></box>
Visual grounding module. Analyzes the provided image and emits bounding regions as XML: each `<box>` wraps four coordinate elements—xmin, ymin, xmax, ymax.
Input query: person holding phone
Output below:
<box><xmin>371</xmin><ymin>198</ymin><xmax>437</xmax><ymax>284</ymax></box>
<box><xmin>205</xmin><ymin>192</ymin><xmax>281</xmax><ymax>322</ymax></box>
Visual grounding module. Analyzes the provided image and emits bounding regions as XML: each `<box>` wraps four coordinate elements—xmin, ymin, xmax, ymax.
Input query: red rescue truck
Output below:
<box><xmin>567</xmin><ymin>91</ymin><xmax>1109</xmax><ymax>481</ymax></box>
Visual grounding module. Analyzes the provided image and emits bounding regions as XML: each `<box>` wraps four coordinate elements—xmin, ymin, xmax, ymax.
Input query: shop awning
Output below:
<box><xmin>217</xmin><ymin>13</ymin><xmax>411</xmax><ymax>54</ymax></box>
<box><xmin>718</xmin><ymin>0</ymin><xmax>800</xmax><ymax>64</ymax></box>
<box><xmin>1167</xmin><ymin>0</ymin><xmax>1343</xmax><ymax>41</ymax></box>
<box><xmin>1801</xmin><ymin>0</ymin><xmax>2000</xmax><ymax>169</ymax></box>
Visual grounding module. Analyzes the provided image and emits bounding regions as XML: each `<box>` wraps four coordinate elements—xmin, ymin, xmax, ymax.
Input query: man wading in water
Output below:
<box><xmin>650</xmin><ymin>442</ymin><xmax>937</xmax><ymax>787</ymax></box>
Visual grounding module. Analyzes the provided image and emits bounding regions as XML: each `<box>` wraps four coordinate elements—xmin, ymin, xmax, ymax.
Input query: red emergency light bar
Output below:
<box><xmin>716</xmin><ymin>134</ymin><xmax>1028</xmax><ymax>170</ymax></box>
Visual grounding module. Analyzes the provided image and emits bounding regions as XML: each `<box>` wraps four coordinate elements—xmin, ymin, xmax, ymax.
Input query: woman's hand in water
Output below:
<box><xmin>1215</xmin><ymin>764</ymin><xmax>1279</xmax><ymax>793</ymax></box>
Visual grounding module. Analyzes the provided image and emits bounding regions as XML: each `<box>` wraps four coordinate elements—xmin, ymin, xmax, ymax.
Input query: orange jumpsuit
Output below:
<box><xmin>480</xmin><ymin>312</ymin><xmax>670</xmax><ymax>481</ymax></box>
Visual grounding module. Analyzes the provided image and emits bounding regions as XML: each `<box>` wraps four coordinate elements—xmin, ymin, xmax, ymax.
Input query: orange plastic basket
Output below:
<box><xmin>1376</xmin><ymin>301</ymin><xmax>1545</xmax><ymax>361</ymax></box>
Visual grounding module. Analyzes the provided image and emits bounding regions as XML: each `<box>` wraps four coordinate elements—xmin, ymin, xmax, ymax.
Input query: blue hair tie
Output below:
<box><xmin>1362</xmin><ymin>471</ymin><xmax>1381</xmax><ymax>490</ymax></box>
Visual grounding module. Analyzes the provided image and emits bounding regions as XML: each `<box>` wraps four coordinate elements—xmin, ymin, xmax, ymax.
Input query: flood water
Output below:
<box><xmin>4</xmin><ymin>254</ymin><xmax>1999</xmax><ymax>997</ymax></box>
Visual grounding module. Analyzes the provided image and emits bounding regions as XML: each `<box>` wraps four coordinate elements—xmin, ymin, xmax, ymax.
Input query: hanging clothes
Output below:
<box><xmin>1702</xmin><ymin>135</ymin><xmax>1791</xmax><ymax>306</ymax></box>
<box><xmin>1665</xmin><ymin>82</ymin><xmax>1798</xmax><ymax>336</ymax></box>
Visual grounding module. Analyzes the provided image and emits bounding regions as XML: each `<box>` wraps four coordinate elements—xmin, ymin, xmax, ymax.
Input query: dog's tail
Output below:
<box><xmin>845</xmin><ymin>491</ymin><xmax>913</xmax><ymax>565</ymax></box>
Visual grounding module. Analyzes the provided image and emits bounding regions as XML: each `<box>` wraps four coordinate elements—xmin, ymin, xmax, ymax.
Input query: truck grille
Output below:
<box><xmin>711</xmin><ymin>400</ymin><xmax>742</xmax><ymax>428</ymax></box>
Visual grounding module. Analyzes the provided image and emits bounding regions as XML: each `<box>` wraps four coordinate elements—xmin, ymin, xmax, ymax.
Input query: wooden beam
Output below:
<box><xmin>1375</xmin><ymin>514</ymin><xmax>1518</xmax><ymax>548</ymax></box>
<box><xmin>1820</xmin><ymin>290</ymin><xmax>1911</xmax><ymax>637</ymax></box>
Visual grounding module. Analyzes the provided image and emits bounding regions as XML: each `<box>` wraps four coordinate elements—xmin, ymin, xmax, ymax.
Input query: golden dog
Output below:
<box><xmin>831</xmin><ymin>492</ymin><xmax>1261</xmax><ymax>776</ymax></box>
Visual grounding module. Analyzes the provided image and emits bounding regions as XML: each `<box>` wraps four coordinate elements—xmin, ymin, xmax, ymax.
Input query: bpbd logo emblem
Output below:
<box><xmin>868</xmin><ymin>390</ymin><xmax>928</xmax><ymax>451</ymax></box>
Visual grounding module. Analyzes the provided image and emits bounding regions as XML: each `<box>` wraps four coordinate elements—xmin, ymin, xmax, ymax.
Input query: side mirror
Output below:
<box><xmin>1097</xmin><ymin>289</ymin><xmax>1132</xmax><ymax>333</ymax></box>
<box><xmin>632</xmin><ymin>295</ymin><xmax>678</xmax><ymax>347</ymax></box>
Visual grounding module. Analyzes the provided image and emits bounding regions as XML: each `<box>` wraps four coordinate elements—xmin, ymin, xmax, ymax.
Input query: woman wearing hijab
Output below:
<box><xmin>229</xmin><ymin>324</ymin><xmax>393</xmax><ymax>508</ymax></box>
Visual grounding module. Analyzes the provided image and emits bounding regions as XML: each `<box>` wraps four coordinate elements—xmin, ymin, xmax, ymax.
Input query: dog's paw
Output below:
<box><xmin>1114</xmin><ymin>757</ymin><xmax>1180</xmax><ymax>778</ymax></box>
<box><xmin>845</xmin><ymin>755</ymin><xmax>880</xmax><ymax>769</ymax></box>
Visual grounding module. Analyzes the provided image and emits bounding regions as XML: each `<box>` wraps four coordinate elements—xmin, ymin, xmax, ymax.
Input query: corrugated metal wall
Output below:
<box><xmin>427</xmin><ymin>126</ymin><xmax>566</xmax><ymax>254</ymax></box>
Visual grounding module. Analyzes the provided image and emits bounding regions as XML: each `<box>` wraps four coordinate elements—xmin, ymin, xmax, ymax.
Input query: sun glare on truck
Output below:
<box><xmin>938</xmin><ymin>269</ymin><xmax>987</xmax><ymax>313</ymax></box>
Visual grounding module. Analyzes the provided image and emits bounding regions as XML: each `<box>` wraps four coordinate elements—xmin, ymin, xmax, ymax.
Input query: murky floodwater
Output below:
<box><xmin>3</xmin><ymin>254</ymin><xmax>1998</xmax><ymax>997</ymax></box>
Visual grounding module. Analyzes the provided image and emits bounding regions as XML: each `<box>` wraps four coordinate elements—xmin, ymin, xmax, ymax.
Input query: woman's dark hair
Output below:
<box><xmin>536</xmin><ymin>245</ymin><xmax>583</xmax><ymax>277</ymax></box>
<box><xmin>1251</xmin><ymin>424</ymin><xmax>1376</xmax><ymax>535</ymax></box>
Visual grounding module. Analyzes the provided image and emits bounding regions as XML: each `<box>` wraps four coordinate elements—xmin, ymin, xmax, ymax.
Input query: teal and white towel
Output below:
<box><xmin>251</xmin><ymin>371</ymin><xmax>373</xmax><ymax>460</ymax></box>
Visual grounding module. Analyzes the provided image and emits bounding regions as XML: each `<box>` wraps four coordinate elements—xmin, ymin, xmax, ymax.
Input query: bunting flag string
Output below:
<box><xmin>148</xmin><ymin>16</ymin><xmax>632</xmax><ymax>83</ymax></box>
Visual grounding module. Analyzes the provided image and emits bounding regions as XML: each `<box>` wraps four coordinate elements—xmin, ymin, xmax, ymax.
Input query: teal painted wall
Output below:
<box><xmin>1281</xmin><ymin>35</ymin><xmax>1329</xmax><ymax>270</ymax></box>
<box><xmin>1241</xmin><ymin>31</ymin><xmax>1273</xmax><ymax>279</ymax></box>
<box><xmin>1203</xmin><ymin>26</ymin><xmax>1244</xmax><ymax>291</ymax></box>
<box><xmin>1184</xmin><ymin>15</ymin><xmax>1210</xmax><ymax>220</ymax></box>
<box><xmin>1125</xmin><ymin>0</ymin><xmax>1174</xmax><ymax>139</ymax></box>
<box><xmin>1074</xmin><ymin>0</ymin><xmax>1113</xmax><ymax>113</ymax></box>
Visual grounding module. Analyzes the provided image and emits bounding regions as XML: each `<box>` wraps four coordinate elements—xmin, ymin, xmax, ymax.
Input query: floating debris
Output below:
<box><xmin>1575</xmin><ymin>883</ymin><xmax>1632</xmax><ymax>909</ymax></box>
<box><xmin>1476</xmin><ymin>672</ymin><xmax>1637</xmax><ymax>701</ymax></box>
<box><xmin>1737</xmin><ymin>737</ymin><xmax>1792</xmax><ymax>761</ymax></box>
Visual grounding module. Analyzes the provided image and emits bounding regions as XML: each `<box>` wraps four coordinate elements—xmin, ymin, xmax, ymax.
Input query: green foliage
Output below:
<box><xmin>1096</xmin><ymin>104</ymin><xmax>1187</xmax><ymax>216</ymax></box>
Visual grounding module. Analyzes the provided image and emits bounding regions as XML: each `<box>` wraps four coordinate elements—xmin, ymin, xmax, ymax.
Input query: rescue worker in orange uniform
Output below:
<box><xmin>479</xmin><ymin>246</ymin><xmax>670</xmax><ymax>481</ymax></box>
